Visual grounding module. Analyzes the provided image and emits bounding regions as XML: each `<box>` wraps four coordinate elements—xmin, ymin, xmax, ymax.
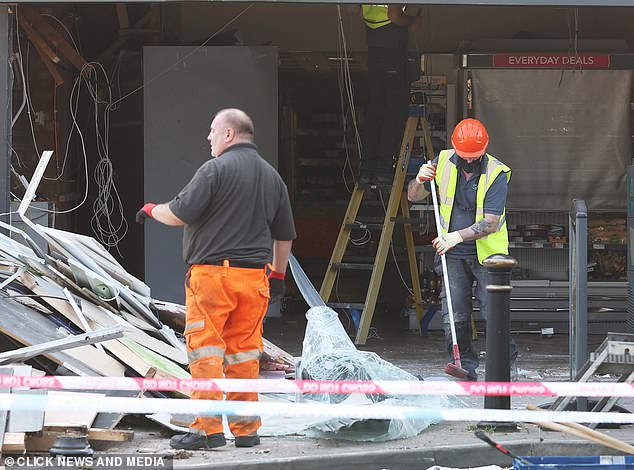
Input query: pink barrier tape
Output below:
<box><xmin>0</xmin><ymin>375</ymin><xmax>632</xmax><ymax>397</ymax></box>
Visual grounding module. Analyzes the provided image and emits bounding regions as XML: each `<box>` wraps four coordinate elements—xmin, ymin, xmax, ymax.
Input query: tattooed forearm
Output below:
<box><xmin>470</xmin><ymin>219</ymin><xmax>492</xmax><ymax>236</ymax></box>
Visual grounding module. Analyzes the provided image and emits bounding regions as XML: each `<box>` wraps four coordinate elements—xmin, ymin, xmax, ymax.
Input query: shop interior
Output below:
<box><xmin>6</xmin><ymin>2</ymin><xmax>634</xmax><ymax>346</ymax></box>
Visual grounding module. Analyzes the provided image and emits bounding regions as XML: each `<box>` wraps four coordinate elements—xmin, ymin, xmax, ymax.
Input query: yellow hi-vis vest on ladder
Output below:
<box><xmin>362</xmin><ymin>5</ymin><xmax>391</xmax><ymax>29</ymax></box>
<box><xmin>435</xmin><ymin>149</ymin><xmax>512</xmax><ymax>264</ymax></box>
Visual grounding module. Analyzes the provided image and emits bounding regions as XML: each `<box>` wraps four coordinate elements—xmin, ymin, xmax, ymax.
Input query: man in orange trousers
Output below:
<box><xmin>137</xmin><ymin>108</ymin><xmax>295</xmax><ymax>450</ymax></box>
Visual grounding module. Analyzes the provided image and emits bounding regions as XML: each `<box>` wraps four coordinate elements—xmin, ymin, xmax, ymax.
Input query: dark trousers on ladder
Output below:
<box><xmin>361</xmin><ymin>46</ymin><xmax>410</xmax><ymax>178</ymax></box>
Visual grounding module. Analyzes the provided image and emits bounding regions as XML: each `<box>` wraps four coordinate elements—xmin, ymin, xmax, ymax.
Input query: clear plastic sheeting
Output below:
<box><xmin>300</xmin><ymin>306</ymin><xmax>413</xmax><ymax>403</ymax></box>
<box><xmin>288</xmin><ymin>255</ymin><xmax>464</xmax><ymax>442</ymax></box>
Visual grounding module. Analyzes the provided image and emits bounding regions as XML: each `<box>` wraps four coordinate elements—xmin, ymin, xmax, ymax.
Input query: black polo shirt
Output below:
<box><xmin>168</xmin><ymin>142</ymin><xmax>296</xmax><ymax>266</ymax></box>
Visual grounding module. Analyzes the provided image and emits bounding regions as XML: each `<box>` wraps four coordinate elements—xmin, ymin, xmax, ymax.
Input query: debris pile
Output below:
<box><xmin>0</xmin><ymin>215</ymin><xmax>293</xmax><ymax>452</ymax></box>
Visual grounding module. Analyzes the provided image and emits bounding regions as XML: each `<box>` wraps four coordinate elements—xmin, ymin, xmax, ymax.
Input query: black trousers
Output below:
<box><xmin>361</xmin><ymin>46</ymin><xmax>410</xmax><ymax>177</ymax></box>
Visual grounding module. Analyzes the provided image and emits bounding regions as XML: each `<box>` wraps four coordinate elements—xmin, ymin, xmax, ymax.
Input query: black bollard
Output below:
<box><xmin>477</xmin><ymin>254</ymin><xmax>517</xmax><ymax>431</ymax></box>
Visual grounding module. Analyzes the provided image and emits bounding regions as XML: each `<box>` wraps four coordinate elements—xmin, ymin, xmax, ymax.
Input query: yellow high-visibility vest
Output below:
<box><xmin>435</xmin><ymin>149</ymin><xmax>512</xmax><ymax>264</ymax></box>
<box><xmin>361</xmin><ymin>5</ymin><xmax>391</xmax><ymax>29</ymax></box>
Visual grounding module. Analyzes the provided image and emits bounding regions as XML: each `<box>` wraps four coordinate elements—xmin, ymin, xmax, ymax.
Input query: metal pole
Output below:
<box><xmin>0</xmin><ymin>6</ymin><xmax>12</xmax><ymax>229</ymax></box>
<box><xmin>569</xmin><ymin>198</ymin><xmax>588</xmax><ymax>411</ymax></box>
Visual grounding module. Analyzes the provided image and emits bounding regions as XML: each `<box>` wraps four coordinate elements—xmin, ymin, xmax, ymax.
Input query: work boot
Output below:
<box><xmin>235</xmin><ymin>434</ymin><xmax>260</xmax><ymax>448</ymax></box>
<box><xmin>170</xmin><ymin>432</ymin><xmax>226</xmax><ymax>450</ymax></box>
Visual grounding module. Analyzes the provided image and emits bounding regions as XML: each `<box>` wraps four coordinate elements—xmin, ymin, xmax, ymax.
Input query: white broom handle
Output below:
<box><xmin>428</xmin><ymin>163</ymin><xmax>461</xmax><ymax>363</ymax></box>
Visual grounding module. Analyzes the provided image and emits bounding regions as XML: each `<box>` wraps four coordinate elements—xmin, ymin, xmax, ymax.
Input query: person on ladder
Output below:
<box><xmin>359</xmin><ymin>4</ymin><xmax>422</xmax><ymax>185</ymax></box>
<box><xmin>407</xmin><ymin>118</ymin><xmax>518</xmax><ymax>381</ymax></box>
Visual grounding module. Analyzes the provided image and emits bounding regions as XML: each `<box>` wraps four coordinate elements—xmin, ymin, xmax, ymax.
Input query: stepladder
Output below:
<box><xmin>319</xmin><ymin>114</ymin><xmax>431</xmax><ymax>345</ymax></box>
<box><xmin>548</xmin><ymin>332</ymin><xmax>634</xmax><ymax>428</ymax></box>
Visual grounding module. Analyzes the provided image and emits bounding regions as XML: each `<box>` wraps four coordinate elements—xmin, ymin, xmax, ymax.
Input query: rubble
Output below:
<box><xmin>0</xmin><ymin>152</ymin><xmax>295</xmax><ymax>454</ymax></box>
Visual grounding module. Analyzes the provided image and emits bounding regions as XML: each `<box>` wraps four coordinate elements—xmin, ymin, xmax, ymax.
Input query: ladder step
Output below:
<box><xmin>358</xmin><ymin>181</ymin><xmax>393</xmax><ymax>189</ymax></box>
<box><xmin>346</xmin><ymin>218</ymin><xmax>428</xmax><ymax>230</ymax></box>
<box><xmin>345</xmin><ymin>223</ymin><xmax>383</xmax><ymax>230</ymax></box>
<box><xmin>327</xmin><ymin>302</ymin><xmax>365</xmax><ymax>310</ymax></box>
<box><xmin>391</xmin><ymin>217</ymin><xmax>428</xmax><ymax>224</ymax></box>
<box><xmin>332</xmin><ymin>262</ymin><xmax>374</xmax><ymax>270</ymax></box>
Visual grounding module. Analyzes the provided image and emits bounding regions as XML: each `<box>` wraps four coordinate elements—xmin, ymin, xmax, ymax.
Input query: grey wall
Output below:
<box><xmin>143</xmin><ymin>46</ymin><xmax>278</xmax><ymax>303</ymax></box>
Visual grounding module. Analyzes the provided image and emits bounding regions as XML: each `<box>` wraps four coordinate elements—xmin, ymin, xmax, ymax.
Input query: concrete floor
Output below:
<box><xmin>99</xmin><ymin>311</ymin><xmax>634</xmax><ymax>470</ymax></box>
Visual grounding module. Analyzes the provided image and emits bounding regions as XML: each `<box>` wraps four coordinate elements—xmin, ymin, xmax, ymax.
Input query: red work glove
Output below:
<box><xmin>136</xmin><ymin>203</ymin><xmax>157</xmax><ymax>224</ymax></box>
<box><xmin>268</xmin><ymin>270</ymin><xmax>286</xmax><ymax>304</ymax></box>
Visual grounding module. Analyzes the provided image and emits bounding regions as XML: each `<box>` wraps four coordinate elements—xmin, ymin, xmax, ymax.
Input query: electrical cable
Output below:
<box><xmin>10</xmin><ymin>54</ymin><xmax>27</xmax><ymax>129</ymax></box>
<box><xmin>40</xmin><ymin>13</ymin><xmax>80</xmax><ymax>52</ymax></box>
<box><xmin>10</xmin><ymin>4</ymin><xmax>257</xmax><ymax>255</ymax></box>
<box><xmin>336</xmin><ymin>5</ymin><xmax>363</xmax><ymax>193</ymax></box>
<box><xmin>110</xmin><ymin>3</ymin><xmax>255</xmax><ymax>108</ymax></box>
<box><xmin>378</xmin><ymin>189</ymin><xmax>414</xmax><ymax>297</ymax></box>
<box><xmin>14</xmin><ymin>13</ymin><xmax>40</xmax><ymax>158</ymax></box>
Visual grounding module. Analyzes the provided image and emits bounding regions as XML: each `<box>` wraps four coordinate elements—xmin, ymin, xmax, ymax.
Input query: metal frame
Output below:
<box><xmin>569</xmin><ymin>199</ymin><xmax>588</xmax><ymax>411</ymax></box>
<box><xmin>0</xmin><ymin>7</ymin><xmax>11</xmax><ymax>229</ymax></box>
<box><xmin>7</xmin><ymin>0</ymin><xmax>634</xmax><ymax>4</ymax></box>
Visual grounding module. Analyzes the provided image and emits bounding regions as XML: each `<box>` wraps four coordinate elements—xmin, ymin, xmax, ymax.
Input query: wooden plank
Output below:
<box><xmin>2</xmin><ymin>433</ymin><xmax>25</xmax><ymax>453</ymax></box>
<box><xmin>119</xmin><ymin>337</ymin><xmax>189</xmax><ymax>381</ymax></box>
<box><xmin>6</xmin><ymin>390</ymin><xmax>45</xmax><ymax>433</ymax></box>
<box><xmin>81</xmin><ymin>301</ymin><xmax>186</xmax><ymax>365</ymax></box>
<box><xmin>17</xmin><ymin>14</ymin><xmax>60</xmax><ymax>63</ymax></box>
<box><xmin>98</xmin><ymin>4</ymin><xmax>159</xmax><ymax>62</ymax></box>
<box><xmin>153</xmin><ymin>301</ymin><xmax>185</xmax><ymax>331</ymax></box>
<box><xmin>31</xmin><ymin>41</ymin><xmax>64</xmax><ymax>86</ymax></box>
<box><xmin>115</xmin><ymin>3</ymin><xmax>130</xmax><ymax>31</ymax></box>
<box><xmin>18</xmin><ymin>5</ymin><xmax>87</xmax><ymax>72</ymax></box>
<box><xmin>0</xmin><ymin>293</ymin><xmax>126</xmax><ymax>378</ymax></box>
<box><xmin>26</xmin><ymin>428</ymin><xmax>132</xmax><ymax>452</ymax></box>
<box><xmin>120</xmin><ymin>311</ymin><xmax>155</xmax><ymax>331</ymax></box>
<box><xmin>44</xmin><ymin>391</ymin><xmax>104</xmax><ymax>428</ymax></box>
<box><xmin>91</xmin><ymin>390</ymin><xmax>143</xmax><ymax>430</ymax></box>
<box><xmin>101</xmin><ymin>339</ymin><xmax>156</xmax><ymax>378</ymax></box>
<box><xmin>18</xmin><ymin>17</ymin><xmax>63</xmax><ymax>86</ymax></box>
<box><xmin>0</xmin><ymin>366</ymin><xmax>11</xmax><ymax>456</ymax></box>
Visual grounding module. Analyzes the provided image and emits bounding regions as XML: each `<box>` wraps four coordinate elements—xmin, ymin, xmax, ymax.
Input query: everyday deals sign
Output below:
<box><xmin>492</xmin><ymin>53</ymin><xmax>610</xmax><ymax>69</ymax></box>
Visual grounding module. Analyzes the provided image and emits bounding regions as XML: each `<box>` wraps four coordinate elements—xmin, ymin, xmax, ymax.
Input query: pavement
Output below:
<box><xmin>100</xmin><ymin>315</ymin><xmax>634</xmax><ymax>469</ymax></box>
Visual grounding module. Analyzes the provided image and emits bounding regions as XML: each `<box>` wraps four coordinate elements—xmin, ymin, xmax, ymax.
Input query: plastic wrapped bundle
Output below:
<box><xmin>289</xmin><ymin>256</ymin><xmax>463</xmax><ymax>441</ymax></box>
<box><xmin>300</xmin><ymin>306</ymin><xmax>416</xmax><ymax>404</ymax></box>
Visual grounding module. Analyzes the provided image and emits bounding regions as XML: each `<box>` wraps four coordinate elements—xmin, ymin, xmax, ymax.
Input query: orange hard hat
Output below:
<box><xmin>451</xmin><ymin>119</ymin><xmax>489</xmax><ymax>159</ymax></box>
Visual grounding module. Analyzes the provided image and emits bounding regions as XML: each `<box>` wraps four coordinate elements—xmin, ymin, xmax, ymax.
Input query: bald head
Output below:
<box><xmin>207</xmin><ymin>108</ymin><xmax>255</xmax><ymax>157</ymax></box>
<box><xmin>214</xmin><ymin>108</ymin><xmax>254</xmax><ymax>140</ymax></box>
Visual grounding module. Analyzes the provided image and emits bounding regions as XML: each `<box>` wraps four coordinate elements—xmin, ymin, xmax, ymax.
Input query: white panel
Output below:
<box><xmin>144</xmin><ymin>46</ymin><xmax>278</xmax><ymax>303</ymax></box>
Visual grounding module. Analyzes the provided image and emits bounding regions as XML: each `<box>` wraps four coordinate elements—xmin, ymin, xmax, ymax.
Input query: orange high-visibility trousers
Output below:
<box><xmin>184</xmin><ymin>262</ymin><xmax>269</xmax><ymax>437</ymax></box>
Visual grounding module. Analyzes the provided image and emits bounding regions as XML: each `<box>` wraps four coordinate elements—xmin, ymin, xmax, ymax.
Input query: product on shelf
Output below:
<box><xmin>588</xmin><ymin>216</ymin><xmax>626</xmax><ymax>245</ymax></box>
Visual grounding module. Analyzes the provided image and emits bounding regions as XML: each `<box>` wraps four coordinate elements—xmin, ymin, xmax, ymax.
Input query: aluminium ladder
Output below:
<box><xmin>549</xmin><ymin>332</ymin><xmax>634</xmax><ymax>428</ymax></box>
<box><xmin>319</xmin><ymin>114</ymin><xmax>434</xmax><ymax>344</ymax></box>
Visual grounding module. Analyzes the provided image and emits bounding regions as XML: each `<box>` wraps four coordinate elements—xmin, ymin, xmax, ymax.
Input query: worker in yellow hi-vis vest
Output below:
<box><xmin>359</xmin><ymin>4</ymin><xmax>422</xmax><ymax>184</ymax></box>
<box><xmin>407</xmin><ymin>119</ymin><xmax>518</xmax><ymax>381</ymax></box>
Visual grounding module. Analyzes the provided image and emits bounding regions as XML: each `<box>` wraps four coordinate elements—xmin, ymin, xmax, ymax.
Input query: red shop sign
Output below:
<box><xmin>492</xmin><ymin>53</ymin><xmax>610</xmax><ymax>69</ymax></box>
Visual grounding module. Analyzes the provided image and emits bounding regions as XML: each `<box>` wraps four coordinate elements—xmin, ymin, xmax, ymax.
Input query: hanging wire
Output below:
<box><xmin>378</xmin><ymin>189</ymin><xmax>414</xmax><ymax>297</ymax></box>
<box><xmin>336</xmin><ymin>5</ymin><xmax>363</xmax><ymax>193</ymax></box>
<box><xmin>110</xmin><ymin>3</ymin><xmax>255</xmax><ymax>108</ymax></box>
